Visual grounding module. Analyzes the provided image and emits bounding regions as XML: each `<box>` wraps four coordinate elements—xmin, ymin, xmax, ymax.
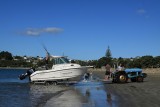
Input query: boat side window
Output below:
<box><xmin>62</xmin><ymin>57</ymin><xmax>70</xmax><ymax>63</ymax></box>
<box><xmin>53</xmin><ymin>57</ymin><xmax>69</xmax><ymax>64</ymax></box>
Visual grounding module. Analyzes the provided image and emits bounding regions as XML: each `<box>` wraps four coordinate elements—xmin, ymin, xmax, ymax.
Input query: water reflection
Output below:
<box><xmin>107</xmin><ymin>93</ymin><xmax>112</xmax><ymax>107</ymax></box>
<box><xmin>74</xmin><ymin>81</ymin><xmax>116</xmax><ymax>107</ymax></box>
<box><xmin>29</xmin><ymin>84</ymin><xmax>70</xmax><ymax>107</ymax></box>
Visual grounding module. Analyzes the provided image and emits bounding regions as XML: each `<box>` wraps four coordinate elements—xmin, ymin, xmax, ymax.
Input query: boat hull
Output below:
<box><xmin>30</xmin><ymin>67</ymin><xmax>86</xmax><ymax>82</ymax></box>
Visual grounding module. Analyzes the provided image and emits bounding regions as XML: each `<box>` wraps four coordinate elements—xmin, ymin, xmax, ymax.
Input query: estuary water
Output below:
<box><xmin>0</xmin><ymin>69</ymin><xmax>70</xmax><ymax>107</ymax></box>
<box><xmin>0</xmin><ymin>69</ymin><xmax>117</xmax><ymax>107</ymax></box>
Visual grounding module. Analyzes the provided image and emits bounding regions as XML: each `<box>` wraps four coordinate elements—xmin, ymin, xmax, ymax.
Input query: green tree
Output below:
<box><xmin>0</xmin><ymin>51</ymin><xmax>13</xmax><ymax>60</ymax></box>
<box><xmin>105</xmin><ymin>46</ymin><xmax>112</xmax><ymax>65</ymax></box>
<box><xmin>105</xmin><ymin>46</ymin><xmax>112</xmax><ymax>58</ymax></box>
<box><xmin>117</xmin><ymin>57</ymin><xmax>123</xmax><ymax>64</ymax></box>
<box><xmin>97</xmin><ymin>57</ymin><xmax>106</xmax><ymax>68</ymax></box>
<box><xmin>153</xmin><ymin>56</ymin><xmax>160</xmax><ymax>68</ymax></box>
<box><xmin>140</xmin><ymin>56</ymin><xmax>154</xmax><ymax>68</ymax></box>
<box><xmin>14</xmin><ymin>55</ymin><xmax>23</xmax><ymax>60</ymax></box>
<box><xmin>133</xmin><ymin>58</ymin><xmax>142</xmax><ymax>68</ymax></box>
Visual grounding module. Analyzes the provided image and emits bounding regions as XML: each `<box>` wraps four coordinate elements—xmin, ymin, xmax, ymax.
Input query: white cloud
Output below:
<box><xmin>137</xmin><ymin>8</ymin><xmax>146</xmax><ymax>15</ymax></box>
<box><xmin>22</xmin><ymin>27</ymin><xmax>63</xmax><ymax>36</ymax></box>
<box><xmin>43</xmin><ymin>27</ymin><xmax>63</xmax><ymax>33</ymax></box>
<box><xmin>25</xmin><ymin>29</ymin><xmax>40</xmax><ymax>36</ymax></box>
<box><xmin>137</xmin><ymin>8</ymin><xmax>150</xmax><ymax>18</ymax></box>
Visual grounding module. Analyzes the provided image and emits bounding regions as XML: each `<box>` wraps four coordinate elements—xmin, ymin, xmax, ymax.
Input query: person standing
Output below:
<box><xmin>105</xmin><ymin>64</ymin><xmax>111</xmax><ymax>80</ymax></box>
<box><xmin>117</xmin><ymin>63</ymin><xmax>122</xmax><ymax>71</ymax></box>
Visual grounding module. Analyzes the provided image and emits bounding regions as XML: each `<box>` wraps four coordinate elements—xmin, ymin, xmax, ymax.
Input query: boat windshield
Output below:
<box><xmin>53</xmin><ymin>57</ymin><xmax>70</xmax><ymax>64</ymax></box>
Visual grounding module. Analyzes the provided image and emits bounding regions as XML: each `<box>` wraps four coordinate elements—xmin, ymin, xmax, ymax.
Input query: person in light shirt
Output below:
<box><xmin>117</xmin><ymin>64</ymin><xmax>125</xmax><ymax>71</ymax></box>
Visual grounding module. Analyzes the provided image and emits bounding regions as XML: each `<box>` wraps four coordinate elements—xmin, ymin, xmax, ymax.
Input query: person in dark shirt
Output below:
<box><xmin>105</xmin><ymin>64</ymin><xmax>111</xmax><ymax>80</ymax></box>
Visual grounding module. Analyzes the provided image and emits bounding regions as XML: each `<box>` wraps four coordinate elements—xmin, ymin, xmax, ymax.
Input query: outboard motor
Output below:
<box><xmin>19</xmin><ymin>68</ymin><xmax>35</xmax><ymax>80</ymax></box>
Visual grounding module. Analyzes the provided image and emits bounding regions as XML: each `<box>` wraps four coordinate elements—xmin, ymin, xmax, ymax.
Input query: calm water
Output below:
<box><xmin>0</xmin><ymin>69</ymin><xmax>117</xmax><ymax>107</ymax></box>
<box><xmin>0</xmin><ymin>69</ymin><xmax>69</xmax><ymax>107</ymax></box>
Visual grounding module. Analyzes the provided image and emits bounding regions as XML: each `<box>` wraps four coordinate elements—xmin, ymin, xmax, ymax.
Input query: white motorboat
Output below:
<box><xmin>19</xmin><ymin>56</ymin><xmax>87</xmax><ymax>83</ymax></box>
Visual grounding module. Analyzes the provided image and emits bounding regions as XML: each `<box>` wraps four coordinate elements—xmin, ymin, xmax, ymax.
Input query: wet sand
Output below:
<box><xmin>42</xmin><ymin>69</ymin><xmax>160</xmax><ymax>107</ymax></box>
<box><xmin>95</xmin><ymin>70</ymin><xmax>160</xmax><ymax>107</ymax></box>
<box><xmin>44</xmin><ymin>90</ymin><xmax>83</xmax><ymax>107</ymax></box>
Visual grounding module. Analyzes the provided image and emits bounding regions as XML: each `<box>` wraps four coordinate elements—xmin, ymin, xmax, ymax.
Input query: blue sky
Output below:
<box><xmin>0</xmin><ymin>0</ymin><xmax>160</xmax><ymax>60</ymax></box>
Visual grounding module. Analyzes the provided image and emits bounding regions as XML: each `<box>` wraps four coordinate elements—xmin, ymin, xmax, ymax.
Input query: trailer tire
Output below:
<box><xmin>45</xmin><ymin>81</ymin><xmax>50</xmax><ymax>85</ymax></box>
<box><xmin>53</xmin><ymin>81</ymin><xmax>58</xmax><ymax>85</ymax></box>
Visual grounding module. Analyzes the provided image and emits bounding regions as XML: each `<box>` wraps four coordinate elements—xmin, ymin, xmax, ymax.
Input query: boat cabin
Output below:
<box><xmin>51</xmin><ymin>56</ymin><xmax>70</xmax><ymax>65</ymax></box>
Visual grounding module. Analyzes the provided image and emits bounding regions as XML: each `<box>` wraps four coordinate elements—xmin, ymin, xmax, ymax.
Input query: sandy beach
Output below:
<box><xmin>103</xmin><ymin>75</ymin><xmax>160</xmax><ymax>107</ymax></box>
<box><xmin>42</xmin><ymin>68</ymin><xmax>160</xmax><ymax>107</ymax></box>
<box><xmin>90</xmin><ymin>68</ymin><xmax>160</xmax><ymax>107</ymax></box>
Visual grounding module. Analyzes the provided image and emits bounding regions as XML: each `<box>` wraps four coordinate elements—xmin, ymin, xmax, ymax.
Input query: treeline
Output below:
<box><xmin>75</xmin><ymin>56</ymin><xmax>160</xmax><ymax>68</ymax></box>
<box><xmin>0</xmin><ymin>51</ymin><xmax>44</xmax><ymax>68</ymax></box>
<box><xmin>0</xmin><ymin>60</ymin><xmax>32</xmax><ymax>67</ymax></box>
<box><xmin>0</xmin><ymin>51</ymin><xmax>160</xmax><ymax>68</ymax></box>
<box><xmin>75</xmin><ymin>46</ymin><xmax>160</xmax><ymax>68</ymax></box>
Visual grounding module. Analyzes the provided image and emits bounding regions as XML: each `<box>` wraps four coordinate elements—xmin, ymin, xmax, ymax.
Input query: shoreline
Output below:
<box><xmin>0</xmin><ymin>67</ymin><xmax>29</xmax><ymax>70</ymax></box>
<box><xmin>42</xmin><ymin>72</ymin><xmax>160</xmax><ymax>107</ymax></box>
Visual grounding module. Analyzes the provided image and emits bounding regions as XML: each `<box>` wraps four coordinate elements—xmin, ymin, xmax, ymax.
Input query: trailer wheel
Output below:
<box><xmin>137</xmin><ymin>76</ymin><xmax>143</xmax><ymax>82</ymax></box>
<box><xmin>53</xmin><ymin>81</ymin><xmax>58</xmax><ymax>85</ymax></box>
<box><xmin>31</xmin><ymin>81</ymin><xmax>34</xmax><ymax>84</ymax></box>
<box><xmin>45</xmin><ymin>81</ymin><xmax>50</xmax><ymax>85</ymax></box>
